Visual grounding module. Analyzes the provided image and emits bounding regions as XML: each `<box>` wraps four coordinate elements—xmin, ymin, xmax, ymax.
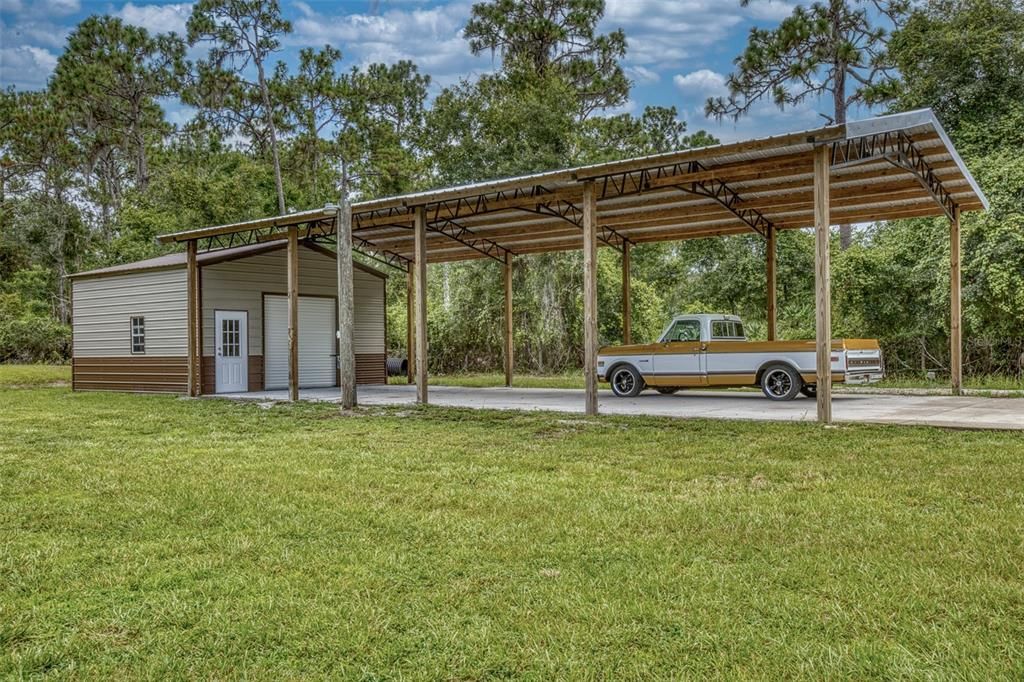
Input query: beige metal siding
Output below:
<box><xmin>264</xmin><ymin>295</ymin><xmax>337</xmax><ymax>389</ymax></box>
<box><xmin>72</xmin><ymin>268</ymin><xmax>188</xmax><ymax>357</ymax></box>
<box><xmin>201</xmin><ymin>246</ymin><xmax>385</xmax><ymax>356</ymax></box>
<box><xmin>353</xmin><ymin>269</ymin><xmax>385</xmax><ymax>354</ymax></box>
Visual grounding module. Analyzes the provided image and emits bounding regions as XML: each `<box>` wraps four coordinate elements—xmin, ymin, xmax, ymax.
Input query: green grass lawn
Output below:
<box><xmin>2</xmin><ymin>382</ymin><xmax>1023</xmax><ymax>678</ymax></box>
<box><xmin>0</xmin><ymin>363</ymin><xmax>69</xmax><ymax>388</ymax></box>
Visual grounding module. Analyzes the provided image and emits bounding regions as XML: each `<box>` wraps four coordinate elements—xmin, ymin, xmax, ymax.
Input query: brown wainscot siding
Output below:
<box><xmin>353</xmin><ymin>353</ymin><xmax>387</xmax><ymax>385</ymax></box>
<box><xmin>73</xmin><ymin>356</ymin><xmax>188</xmax><ymax>393</ymax></box>
<box><xmin>201</xmin><ymin>355</ymin><xmax>264</xmax><ymax>394</ymax></box>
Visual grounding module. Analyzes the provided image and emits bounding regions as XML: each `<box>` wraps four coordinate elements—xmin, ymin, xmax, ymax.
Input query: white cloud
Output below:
<box><xmin>37</xmin><ymin>0</ymin><xmax>79</xmax><ymax>15</ymax></box>
<box><xmin>744</xmin><ymin>0</ymin><xmax>798</xmax><ymax>21</ymax></box>
<box><xmin>693</xmin><ymin>99</ymin><xmax>825</xmax><ymax>142</ymax></box>
<box><xmin>115</xmin><ymin>2</ymin><xmax>193</xmax><ymax>37</ymax></box>
<box><xmin>602</xmin><ymin>0</ymin><xmax>744</xmax><ymax>68</ymax></box>
<box><xmin>598</xmin><ymin>98</ymin><xmax>639</xmax><ymax>117</ymax></box>
<box><xmin>0</xmin><ymin>45</ymin><xmax>58</xmax><ymax>89</ymax></box>
<box><xmin>0</xmin><ymin>16</ymin><xmax>71</xmax><ymax>49</ymax></box>
<box><xmin>289</xmin><ymin>1</ymin><xmax>477</xmax><ymax>82</ymax></box>
<box><xmin>673</xmin><ymin>69</ymin><xmax>729</xmax><ymax>97</ymax></box>
<box><xmin>1</xmin><ymin>0</ymin><xmax>78</xmax><ymax>15</ymax></box>
<box><xmin>625</xmin><ymin>64</ymin><xmax>659</xmax><ymax>85</ymax></box>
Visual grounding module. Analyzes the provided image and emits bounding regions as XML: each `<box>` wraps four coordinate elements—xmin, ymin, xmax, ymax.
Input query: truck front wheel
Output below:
<box><xmin>761</xmin><ymin>365</ymin><xmax>803</xmax><ymax>401</ymax></box>
<box><xmin>609</xmin><ymin>365</ymin><xmax>644</xmax><ymax>397</ymax></box>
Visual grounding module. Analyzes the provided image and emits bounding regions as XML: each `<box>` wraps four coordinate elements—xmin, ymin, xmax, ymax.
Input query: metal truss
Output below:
<box><xmin>429</xmin><ymin>217</ymin><xmax>512</xmax><ymax>262</ymax></box>
<box><xmin>516</xmin><ymin>196</ymin><xmax>630</xmax><ymax>252</ymax></box>
<box><xmin>426</xmin><ymin>184</ymin><xmax>569</xmax><ymax>223</ymax></box>
<box><xmin>673</xmin><ymin>161</ymin><xmax>772</xmax><ymax>238</ymax></box>
<box><xmin>352</xmin><ymin>205</ymin><xmax>413</xmax><ymax>230</ymax></box>
<box><xmin>592</xmin><ymin>159</ymin><xmax>772</xmax><ymax>239</ymax></box>
<box><xmin>828</xmin><ymin>130</ymin><xmax>957</xmax><ymax>220</ymax></box>
<box><xmin>195</xmin><ymin>219</ymin><xmax>333</xmax><ymax>252</ymax></box>
<box><xmin>353</xmin><ymin>184</ymin><xmax>573</xmax><ymax>230</ymax></box>
<box><xmin>348</xmin><ymin>235</ymin><xmax>411</xmax><ymax>271</ymax></box>
<box><xmin>311</xmin><ymin>233</ymin><xmax>412</xmax><ymax>272</ymax></box>
<box><xmin>194</xmin><ymin>216</ymin><xmax>411</xmax><ymax>272</ymax></box>
<box><xmin>596</xmin><ymin>160</ymin><xmax>706</xmax><ymax>200</ymax></box>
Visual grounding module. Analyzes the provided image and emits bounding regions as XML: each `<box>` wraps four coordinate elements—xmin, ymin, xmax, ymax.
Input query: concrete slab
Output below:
<box><xmin>215</xmin><ymin>384</ymin><xmax>1024</xmax><ymax>430</ymax></box>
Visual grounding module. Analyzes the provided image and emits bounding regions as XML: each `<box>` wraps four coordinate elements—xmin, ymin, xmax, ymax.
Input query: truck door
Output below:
<box><xmin>651</xmin><ymin>319</ymin><xmax>706</xmax><ymax>386</ymax></box>
<box><xmin>704</xmin><ymin>319</ymin><xmax>755</xmax><ymax>386</ymax></box>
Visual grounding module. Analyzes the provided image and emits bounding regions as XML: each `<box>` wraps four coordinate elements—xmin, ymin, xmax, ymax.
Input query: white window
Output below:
<box><xmin>130</xmin><ymin>316</ymin><xmax>145</xmax><ymax>354</ymax></box>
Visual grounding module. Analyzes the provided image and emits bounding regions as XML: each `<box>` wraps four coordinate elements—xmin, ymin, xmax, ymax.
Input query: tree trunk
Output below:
<box><xmin>132</xmin><ymin>99</ymin><xmax>149</xmax><ymax>191</ymax></box>
<box><xmin>257</xmin><ymin>61</ymin><xmax>286</xmax><ymax>214</ymax></box>
<box><xmin>834</xmin><ymin>57</ymin><xmax>852</xmax><ymax>250</ymax></box>
<box><xmin>336</xmin><ymin>177</ymin><xmax>357</xmax><ymax>409</ymax></box>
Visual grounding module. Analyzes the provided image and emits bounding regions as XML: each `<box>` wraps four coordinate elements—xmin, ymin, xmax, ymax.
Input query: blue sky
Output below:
<box><xmin>0</xmin><ymin>0</ymin><xmax>880</xmax><ymax>141</ymax></box>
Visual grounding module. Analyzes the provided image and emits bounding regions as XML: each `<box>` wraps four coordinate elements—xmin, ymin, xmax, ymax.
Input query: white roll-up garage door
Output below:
<box><xmin>264</xmin><ymin>295</ymin><xmax>337</xmax><ymax>389</ymax></box>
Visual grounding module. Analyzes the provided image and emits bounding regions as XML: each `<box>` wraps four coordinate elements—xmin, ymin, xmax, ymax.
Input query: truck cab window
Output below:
<box><xmin>663</xmin><ymin>319</ymin><xmax>700</xmax><ymax>342</ymax></box>
<box><xmin>712</xmin><ymin>320</ymin><xmax>744</xmax><ymax>339</ymax></box>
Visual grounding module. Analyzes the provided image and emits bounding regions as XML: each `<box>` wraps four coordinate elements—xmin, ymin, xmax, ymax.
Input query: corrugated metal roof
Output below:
<box><xmin>69</xmin><ymin>240</ymin><xmax>387</xmax><ymax>280</ymax></box>
<box><xmin>153</xmin><ymin>109</ymin><xmax>988</xmax><ymax>265</ymax></box>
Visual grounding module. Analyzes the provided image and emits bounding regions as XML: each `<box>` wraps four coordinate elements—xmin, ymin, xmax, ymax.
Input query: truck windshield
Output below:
<box><xmin>663</xmin><ymin>319</ymin><xmax>701</xmax><ymax>342</ymax></box>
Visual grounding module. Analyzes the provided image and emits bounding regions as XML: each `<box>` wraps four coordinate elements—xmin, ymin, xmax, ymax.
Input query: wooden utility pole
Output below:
<box><xmin>287</xmin><ymin>225</ymin><xmax>299</xmax><ymax>402</ymax></box>
<box><xmin>813</xmin><ymin>146</ymin><xmax>832</xmax><ymax>424</ymax></box>
<box><xmin>583</xmin><ymin>181</ymin><xmax>599</xmax><ymax>416</ymax></box>
<box><xmin>622</xmin><ymin>241</ymin><xmax>632</xmax><ymax>345</ymax></box>
<box><xmin>766</xmin><ymin>225</ymin><xmax>777</xmax><ymax>341</ymax></box>
<box><xmin>504</xmin><ymin>253</ymin><xmax>514</xmax><ymax>387</ymax></box>
<box><xmin>406</xmin><ymin>268</ymin><xmax>415</xmax><ymax>384</ymax></box>
<box><xmin>336</xmin><ymin>195</ymin><xmax>356</xmax><ymax>409</ymax></box>
<box><xmin>950</xmin><ymin>205</ymin><xmax>962</xmax><ymax>395</ymax></box>
<box><xmin>186</xmin><ymin>240</ymin><xmax>201</xmax><ymax>397</ymax></box>
<box><xmin>414</xmin><ymin>206</ymin><xmax>428</xmax><ymax>404</ymax></box>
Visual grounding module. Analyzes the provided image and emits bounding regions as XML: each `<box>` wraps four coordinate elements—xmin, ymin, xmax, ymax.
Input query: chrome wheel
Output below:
<box><xmin>761</xmin><ymin>365</ymin><xmax>802</xmax><ymax>401</ymax></box>
<box><xmin>764</xmin><ymin>369</ymin><xmax>792</xmax><ymax>397</ymax></box>
<box><xmin>610</xmin><ymin>365</ymin><xmax>643</xmax><ymax>397</ymax></box>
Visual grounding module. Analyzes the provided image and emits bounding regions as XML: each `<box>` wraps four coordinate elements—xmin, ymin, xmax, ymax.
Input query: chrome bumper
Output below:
<box><xmin>845</xmin><ymin>371</ymin><xmax>884</xmax><ymax>385</ymax></box>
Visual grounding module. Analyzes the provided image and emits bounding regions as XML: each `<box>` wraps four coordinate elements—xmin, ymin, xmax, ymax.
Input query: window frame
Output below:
<box><xmin>130</xmin><ymin>316</ymin><xmax>146</xmax><ymax>355</ymax></box>
<box><xmin>711</xmin><ymin>319</ymin><xmax>745</xmax><ymax>340</ymax></box>
<box><xmin>661</xmin><ymin>319</ymin><xmax>701</xmax><ymax>343</ymax></box>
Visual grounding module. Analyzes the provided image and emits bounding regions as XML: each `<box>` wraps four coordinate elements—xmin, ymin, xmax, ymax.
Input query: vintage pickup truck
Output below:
<box><xmin>597</xmin><ymin>314</ymin><xmax>884</xmax><ymax>400</ymax></box>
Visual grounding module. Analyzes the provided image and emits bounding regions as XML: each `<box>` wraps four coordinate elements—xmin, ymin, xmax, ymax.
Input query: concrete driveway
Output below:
<box><xmin>219</xmin><ymin>384</ymin><xmax>1024</xmax><ymax>430</ymax></box>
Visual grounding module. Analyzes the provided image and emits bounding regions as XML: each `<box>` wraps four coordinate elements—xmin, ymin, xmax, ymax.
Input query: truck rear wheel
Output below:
<box><xmin>761</xmin><ymin>364</ymin><xmax>803</xmax><ymax>401</ymax></box>
<box><xmin>609</xmin><ymin>365</ymin><xmax>644</xmax><ymax>397</ymax></box>
<box><xmin>655</xmin><ymin>387</ymin><xmax>680</xmax><ymax>395</ymax></box>
<box><xmin>800</xmin><ymin>384</ymin><xmax>816</xmax><ymax>399</ymax></box>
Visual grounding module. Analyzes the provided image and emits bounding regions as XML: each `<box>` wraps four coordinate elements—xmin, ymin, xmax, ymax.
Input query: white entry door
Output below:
<box><xmin>215</xmin><ymin>310</ymin><xmax>248</xmax><ymax>393</ymax></box>
<box><xmin>263</xmin><ymin>295</ymin><xmax>337</xmax><ymax>390</ymax></box>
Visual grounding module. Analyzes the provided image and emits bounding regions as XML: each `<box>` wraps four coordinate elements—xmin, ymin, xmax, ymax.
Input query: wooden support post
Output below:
<box><xmin>583</xmin><ymin>181</ymin><xmax>599</xmax><ymax>416</ymax></box>
<box><xmin>950</xmin><ymin>205</ymin><xmax>962</xmax><ymax>395</ymax></box>
<box><xmin>503</xmin><ymin>253</ymin><xmax>513</xmax><ymax>387</ymax></box>
<box><xmin>414</xmin><ymin>206</ymin><xmax>428</xmax><ymax>404</ymax></box>
<box><xmin>766</xmin><ymin>225</ymin><xmax>777</xmax><ymax>341</ymax></box>
<box><xmin>406</xmin><ymin>268</ymin><xmax>415</xmax><ymax>384</ymax></box>
<box><xmin>813</xmin><ymin>145</ymin><xmax>832</xmax><ymax>424</ymax></box>
<box><xmin>336</xmin><ymin>198</ymin><xmax>356</xmax><ymax>409</ymax></box>
<box><xmin>186</xmin><ymin>240</ymin><xmax>201</xmax><ymax>397</ymax></box>
<box><xmin>622</xmin><ymin>241</ymin><xmax>632</xmax><ymax>345</ymax></box>
<box><xmin>287</xmin><ymin>225</ymin><xmax>299</xmax><ymax>402</ymax></box>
